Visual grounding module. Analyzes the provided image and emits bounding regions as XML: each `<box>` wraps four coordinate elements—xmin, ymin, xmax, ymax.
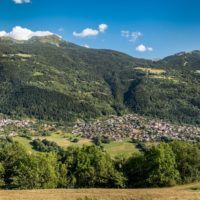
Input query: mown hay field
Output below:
<box><xmin>0</xmin><ymin>184</ymin><xmax>199</xmax><ymax>200</ymax></box>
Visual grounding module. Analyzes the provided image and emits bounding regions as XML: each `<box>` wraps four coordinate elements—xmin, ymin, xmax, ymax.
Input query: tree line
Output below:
<box><xmin>0</xmin><ymin>139</ymin><xmax>199</xmax><ymax>189</ymax></box>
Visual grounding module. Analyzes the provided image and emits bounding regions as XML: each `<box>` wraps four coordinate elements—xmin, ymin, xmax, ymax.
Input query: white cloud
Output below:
<box><xmin>0</xmin><ymin>31</ymin><xmax>7</xmax><ymax>37</ymax></box>
<box><xmin>121</xmin><ymin>30</ymin><xmax>142</xmax><ymax>42</ymax></box>
<box><xmin>136</xmin><ymin>44</ymin><xmax>153</xmax><ymax>52</ymax></box>
<box><xmin>147</xmin><ymin>47</ymin><xmax>153</xmax><ymax>51</ymax></box>
<box><xmin>73</xmin><ymin>28</ymin><xmax>99</xmax><ymax>38</ymax></box>
<box><xmin>99</xmin><ymin>24</ymin><xmax>108</xmax><ymax>33</ymax></box>
<box><xmin>129</xmin><ymin>32</ymin><xmax>142</xmax><ymax>42</ymax></box>
<box><xmin>0</xmin><ymin>26</ymin><xmax>53</xmax><ymax>40</ymax></box>
<box><xmin>83</xmin><ymin>44</ymin><xmax>90</xmax><ymax>48</ymax></box>
<box><xmin>13</xmin><ymin>0</ymin><xmax>31</xmax><ymax>4</ymax></box>
<box><xmin>121</xmin><ymin>30</ymin><xmax>130</xmax><ymax>38</ymax></box>
<box><xmin>136</xmin><ymin>44</ymin><xmax>146</xmax><ymax>52</ymax></box>
<box><xmin>73</xmin><ymin>24</ymin><xmax>108</xmax><ymax>38</ymax></box>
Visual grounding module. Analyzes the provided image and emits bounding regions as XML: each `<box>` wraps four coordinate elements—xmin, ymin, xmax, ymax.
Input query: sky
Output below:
<box><xmin>0</xmin><ymin>0</ymin><xmax>200</xmax><ymax>59</ymax></box>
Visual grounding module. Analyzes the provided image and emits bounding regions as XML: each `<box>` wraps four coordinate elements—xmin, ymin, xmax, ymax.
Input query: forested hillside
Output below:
<box><xmin>0</xmin><ymin>35</ymin><xmax>200</xmax><ymax>125</ymax></box>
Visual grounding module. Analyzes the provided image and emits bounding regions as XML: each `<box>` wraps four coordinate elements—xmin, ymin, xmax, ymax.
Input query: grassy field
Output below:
<box><xmin>135</xmin><ymin>67</ymin><xmax>166</xmax><ymax>75</ymax></box>
<box><xmin>13</xmin><ymin>134</ymin><xmax>138</xmax><ymax>157</ymax></box>
<box><xmin>103</xmin><ymin>140</ymin><xmax>138</xmax><ymax>158</ymax></box>
<box><xmin>0</xmin><ymin>183</ymin><xmax>199</xmax><ymax>200</ymax></box>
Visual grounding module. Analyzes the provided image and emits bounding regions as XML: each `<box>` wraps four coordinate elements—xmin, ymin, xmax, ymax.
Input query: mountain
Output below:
<box><xmin>159</xmin><ymin>50</ymin><xmax>200</xmax><ymax>70</ymax></box>
<box><xmin>0</xmin><ymin>35</ymin><xmax>200</xmax><ymax>125</ymax></box>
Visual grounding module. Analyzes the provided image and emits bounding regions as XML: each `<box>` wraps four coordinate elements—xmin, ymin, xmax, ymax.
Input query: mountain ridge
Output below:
<box><xmin>0</xmin><ymin>35</ymin><xmax>200</xmax><ymax>125</ymax></box>
<box><xmin>2</xmin><ymin>34</ymin><xmax>200</xmax><ymax>60</ymax></box>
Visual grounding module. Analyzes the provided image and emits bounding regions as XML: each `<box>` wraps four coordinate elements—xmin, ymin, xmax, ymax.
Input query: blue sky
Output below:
<box><xmin>0</xmin><ymin>0</ymin><xmax>200</xmax><ymax>58</ymax></box>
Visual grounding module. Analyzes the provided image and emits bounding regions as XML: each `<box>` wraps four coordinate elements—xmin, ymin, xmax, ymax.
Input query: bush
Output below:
<box><xmin>31</xmin><ymin>139</ymin><xmax>63</xmax><ymax>153</ymax></box>
<box><xmin>70</xmin><ymin>137</ymin><xmax>79</xmax><ymax>143</ymax></box>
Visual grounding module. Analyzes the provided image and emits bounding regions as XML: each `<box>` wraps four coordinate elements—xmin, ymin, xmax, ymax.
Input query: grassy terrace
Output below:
<box><xmin>0</xmin><ymin>183</ymin><xmax>199</xmax><ymax>200</ymax></box>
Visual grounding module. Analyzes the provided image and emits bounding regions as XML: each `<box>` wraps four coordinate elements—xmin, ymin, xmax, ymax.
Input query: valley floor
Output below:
<box><xmin>0</xmin><ymin>184</ymin><xmax>199</xmax><ymax>200</ymax></box>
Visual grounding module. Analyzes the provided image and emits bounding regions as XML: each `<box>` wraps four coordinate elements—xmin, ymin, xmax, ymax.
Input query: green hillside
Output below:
<box><xmin>0</xmin><ymin>35</ymin><xmax>200</xmax><ymax>124</ymax></box>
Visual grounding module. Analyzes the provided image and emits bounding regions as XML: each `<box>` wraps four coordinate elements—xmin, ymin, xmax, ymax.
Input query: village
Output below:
<box><xmin>0</xmin><ymin>118</ymin><xmax>32</xmax><ymax>137</ymax></box>
<box><xmin>0</xmin><ymin>115</ymin><xmax>200</xmax><ymax>142</ymax></box>
<box><xmin>0</xmin><ymin>118</ymin><xmax>31</xmax><ymax>129</ymax></box>
<box><xmin>72</xmin><ymin>114</ymin><xmax>200</xmax><ymax>142</ymax></box>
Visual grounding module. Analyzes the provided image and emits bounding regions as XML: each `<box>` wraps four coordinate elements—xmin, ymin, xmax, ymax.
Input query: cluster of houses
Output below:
<box><xmin>72</xmin><ymin>114</ymin><xmax>200</xmax><ymax>142</ymax></box>
<box><xmin>0</xmin><ymin>118</ymin><xmax>31</xmax><ymax>128</ymax></box>
<box><xmin>0</xmin><ymin>118</ymin><xmax>31</xmax><ymax>137</ymax></box>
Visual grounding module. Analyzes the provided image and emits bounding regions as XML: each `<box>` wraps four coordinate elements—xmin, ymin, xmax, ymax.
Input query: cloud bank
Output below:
<box><xmin>73</xmin><ymin>24</ymin><xmax>108</xmax><ymax>38</ymax></box>
<box><xmin>0</xmin><ymin>26</ymin><xmax>53</xmax><ymax>40</ymax></box>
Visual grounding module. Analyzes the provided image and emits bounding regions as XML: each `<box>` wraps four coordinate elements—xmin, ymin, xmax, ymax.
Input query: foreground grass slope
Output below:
<box><xmin>0</xmin><ymin>183</ymin><xmax>199</xmax><ymax>200</ymax></box>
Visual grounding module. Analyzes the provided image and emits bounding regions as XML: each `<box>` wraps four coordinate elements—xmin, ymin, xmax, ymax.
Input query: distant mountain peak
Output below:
<box><xmin>174</xmin><ymin>51</ymin><xmax>186</xmax><ymax>56</ymax></box>
<box><xmin>191</xmin><ymin>50</ymin><xmax>200</xmax><ymax>54</ymax></box>
<box><xmin>28</xmin><ymin>35</ymin><xmax>63</xmax><ymax>46</ymax></box>
<box><xmin>173</xmin><ymin>50</ymin><xmax>200</xmax><ymax>57</ymax></box>
<box><xmin>0</xmin><ymin>34</ymin><xmax>63</xmax><ymax>47</ymax></box>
